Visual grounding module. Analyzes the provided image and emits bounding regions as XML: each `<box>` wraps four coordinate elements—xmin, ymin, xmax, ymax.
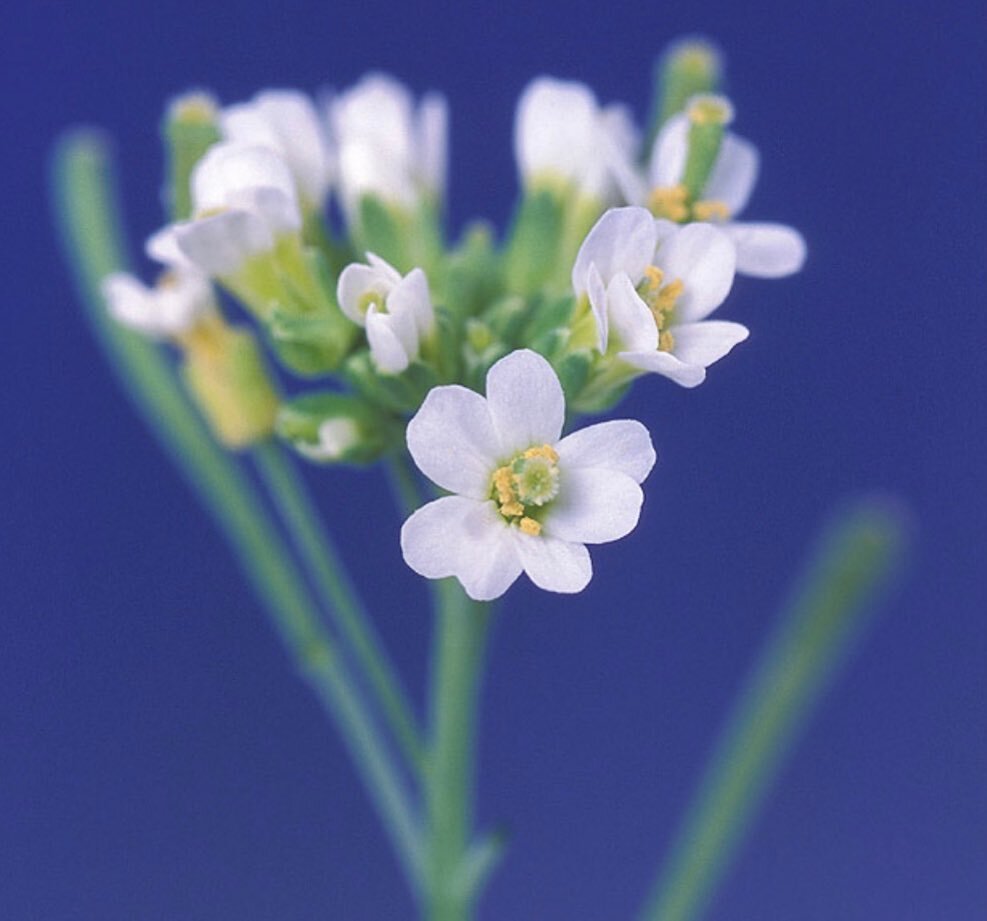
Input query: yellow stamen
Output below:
<box><xmin>659</xmin><ymin>330</ymin><xmax>676</xmax><ymax>352</ymax></box>
<box><xmin>519</xmin><ymin>517</ymin><xmax>542</xmax><ymax>537</ymax></box>
<box><xmin>523</xmin><ymin>444</ymin><xmax>559</xmax><ymax>463</ymax></box>
<box><xmin>643</xmin><ymin>265</ymin><xmax>665</xmax><ymax>291</ymax></box>
<box><xmin>648</xmin><ymin>184</ymin><xmax>690</xmax><ymax>222</ymax></box>
<box><xmin>692</xmin><ymin>199</ymin><xmax>731</xmax><ymax>222</ymax></box>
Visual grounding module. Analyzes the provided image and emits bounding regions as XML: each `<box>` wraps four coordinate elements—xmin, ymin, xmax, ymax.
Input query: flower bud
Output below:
<box><xmin>276</xmin><ymin>392</ymin><xmax>399</xmax><ymax>464</ymax></box>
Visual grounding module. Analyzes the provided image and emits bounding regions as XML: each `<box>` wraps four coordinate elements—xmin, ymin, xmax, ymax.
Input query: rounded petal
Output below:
<box><xmin>389</xmin><ymin>267</ymin><xmax>434</xmax><ymax>338</ymax></box>
<box><xmin>607</xmin><ymin>273</ymin><xmax>659</xmax><ymax>353</ymax></box>
<box><xmin>174</xmin><ymin>210</ymin><xmax>273</xmax><ymax>277</ymax></box>
<box><xmin>671</xmin><ymin>320</ymin><xmax>749</xmax><ymax>368</ymax></box>
<box><xmin>514</xmin><ymin>533</ymin><xmax>592</xmax><ymax>594</ymax></box>
<box><xmin>191</xmin><ymin>142</ymin><xmax>298</xmax><ymax>215</ymax></box>
<box><xmin>146</xmin><ymin>226</ymin><xmax>193</xmax><ymax>269</ymax></box>
<box><xmin>401</xmin><ymin>497</ymin><xmax>522</xmax><ymax>601</ymax></box>
<box><xmin>555</xmin><ymin>419</ymin><xmax>657</xmax><ymax>483</ymax></box>
<box><xmin>485</xmin><ymin>350</ymin><xmax>565</xmax><ymax>455</ymax></box>
<box><xmin>723</xmin><ymin>222</ymin><xmax>807</xmax><ymax>278</ymax></box>
<box><xmin>705</xmin><ymin>133</ymin><xmax>759</xmax><ymax>216</ymax></box>
<box><xmin>545</xmin><ymin>468</ymin><xmax>644</xmax><ymax>544</ymax></box>
<box><xmin>656</xmin><ymin>223</ymin><xmax>736</xmax><ymax>322</ymax></box>
<box><xmin>366</xmin><ymin>307</ymin><xmax>412</xmax><ymax>374</ymax></box>
<box><xmin>618</xmin><ymin>349</ymin><xmax>706</xmax><ymax>388</ymax></box>
<box><xmin>224</xmin><ymin>185</ymin><xmax>301</xmax><ymax>235</ymax></box>
<box><xmin>337</xmin><ymin>262</ymin><xmax>385</xmax><ymax>325</ymax></box>
<box><xmin>587</xmin><ymin>262</ymin><xmax>609</xmax><ymax>353</ymax></box>
<box><xmin>572</xmin><ymin>206</ymin><xmax>657</xmax><ymax>294</ymax></box>
<box><xmin>648</xmin><ymin>113</ymin><xmax>689</xmax><ymax>188</ymax></box>
<box><xmin>406</xmin><ymin>385</ymin><xmax>500</xmax><ymax>498</ymax></box>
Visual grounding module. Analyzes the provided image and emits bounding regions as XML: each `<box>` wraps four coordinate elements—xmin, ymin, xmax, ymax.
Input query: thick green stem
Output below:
<box><xmin>253</xmin><ymin>439</ymin><xmax>427</xmax><ymax>776</ymax></box>
<box><xmin>638</xmin><ymin>497</ymin><xmax>908</xmax><ymax>921</ymax></box>
<box><xmin>51</xmin><ymin>131</ymin><xmax>426</xmax><ymax>893</ymax></box>
<box><xmin>426</xmin><ymin>580</ymin><xmax>491</xmax><ymax>921</ymax></box>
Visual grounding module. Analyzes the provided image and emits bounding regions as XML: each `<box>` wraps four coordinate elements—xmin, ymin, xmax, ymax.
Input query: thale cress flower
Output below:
<box><xmin>400</xmin><ymin>350</ymin><xmax>656</xmax><ymax>600</ymax></box>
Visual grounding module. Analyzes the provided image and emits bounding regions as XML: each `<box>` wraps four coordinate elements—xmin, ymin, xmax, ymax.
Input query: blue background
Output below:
<box><xmin>3</xmin><ymin>0</ymin><xmax>985</xmax><ymax>918</ymax></box>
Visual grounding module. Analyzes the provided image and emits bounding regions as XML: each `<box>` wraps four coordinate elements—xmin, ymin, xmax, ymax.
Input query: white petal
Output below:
<box><xmin>606</xmin><ymin>273</ymin><xmax>658</xmax><ymax>353</ymax></box>
<box><xmin>587</xmin><ymin>262</ymin><xmax>609</xmax><ymax>353</ymax></box>
<box><xmin>514</xmin><ymin>533</ymin><xmax>592</xmax><ymax>594</ymax></box>
<box><xmin>224</xmin><ymin>185</ymin><xmax>301</xmax><ymax>235</ymax></box>
<box><xmin>648</xmin><ymin>114</ymin><xmax>689</xmax><ymax>188</ymax></box>
<box><xmin>656</xmin><ymin>223</ymin><xmax>736</xmax><ymax>322</ymax></box>
<box><xmin>572</xmin><ymin>206</ymin><xmax>657</xmax><ymax>294</ymax></box>
<box><xmin>389</xmin><ymin>267</ymin><xmax>434</xmax><ymax>338</ymax></box>
<box><xmin>618</xmin><ymin>349</ymin><xmax>706</xmax><ymax>388</ymax></box>
<box><xmin>555</xmin><ymin>419</ymin><xmax>656</xmax><ymax>483</ymax></box>
<box><xmin>485</xmin><ymin>350</ymin><xmax>565</xmax><ymax>455</ymax></box>
<box><xmin>417</xmin><ymin>92</ymin><xmax>448</xmax><ymax>196</ymax></box>
<box><xmin>401</xmin><ymin>497</ymin><xmax>522</xmax><ymax>601</ymax></box>
<box><xmin>173</xmin><ymin>210</ymin><xmax>273</xmax><ymax>277</ymax></box>
<box><xmin>671</xmin><ymin>320</ymin><xmax>749</xmax><ymax>369</ymax></box>
<box><xmin>337</xmin><ymin>262</ymin><xmax>385</xmax><ymax>325</ymax></box>
<box><xmin>146</xmin><ymin>226</ymin><xmax>193</xmax><ymax>269</ymax></box>
<box><xmin>191</xmin><ymin>142</ymin><xmax>298</xmax><ymax>215</ymax></box>
<box><xmin>705</xmin><ymin>133</ymin><xmax>759</xmax><ymax>216</ymax></box>
<box><xmin>545</xmin><ymin>468</ymin><xmax>644</xmax><ymax>544</ymax></box>
<box><xmin>406</xmin><ymin>385</ymin><xmax>500</xmax><ymax>498</ymax></box>
<box><xmin>723</xmin><ymin>222</ymin><xmax>807</xmax><ymax>278</ymax></box>
<box><xmin>366</xmin><ymin>307</ymin><xmax>412</xmax><ymax>374</ymax></box>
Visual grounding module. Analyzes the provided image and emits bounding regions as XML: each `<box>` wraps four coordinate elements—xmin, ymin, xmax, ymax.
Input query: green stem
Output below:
<box><xmin>638</xmin><ymin>497</ymin><xmax>908</xmax><ymax>921</ymax></box>
<box><xmin>252</xmin><ymin>439</ymin><xmax>427</xmax><ymax>776</ymax></box>
<box><xmin>51</xmin><ymin>131</ymin><xmax>426</xmax><ymax>892</ymax></box>
<box><xmin>426</xmin><ymin>580</ymin><xmax>491</xmax><ymax>921</ymax></box>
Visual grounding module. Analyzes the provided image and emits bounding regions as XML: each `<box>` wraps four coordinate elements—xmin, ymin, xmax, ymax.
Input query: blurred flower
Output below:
<box><xmin>220</xmin><ymin>89</ymin><xmax>333</xmax><ymax>209</ymax></box>
<box><xmin>401</xmin><ymin>349</ymin><xmax>656</xmax><ymax>600</ymax></box>
<box><xmin>337</xmin><ymin>253</ymin><xmax>435</xmax><ymax>374</ymax></box>
<box><xmin>327</xmin><ymin>73</ymin><xmax>447</xmax><ymax>217</ymax></box>
<box><xmin>619</xmin><ymin>95</ymin><xmax>806</xmax><ymax>278</ymax></box>
<box><xmin>514</xmin><ymin>76</ymin><xmax>638</xmax><ymax>202</ymax></box>
<box><xmin>148</xmin><ymin>142</ymin><xmax>302</xmax><ymax>278</ymax></box>
<box><xmin>573</xmin><ymin>206</ymin><xmax>746</xmax><ymax>387</ymax></box>
<box><xmin>102</xmin><ymin>268</ymin><xmax>214</xmax><ymax>338</ymax></box>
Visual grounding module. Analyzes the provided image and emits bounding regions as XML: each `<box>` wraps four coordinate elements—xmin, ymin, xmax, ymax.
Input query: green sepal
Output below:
<box><xmin>276</xmin><ymin>390</ymin><xmax>400</xmax><ymax>465</ymax></box>
<box><xmin>161</xmin><ymin>93</ymin><xmax>221</xmax><ymax>221</ymax></box>
<box><xmin>429</xmin><ymin>306</ymin><xmax>463</xmax><ymax>383</ymax></box>
<box><xmin>355</xmin><ymin>194</ymin><xmax>409</xmax><ymax>270</ymax></box>
<box><xmin>442</xmin><ymin>222</ymin><xmax>502</xmax><ymax>319</ymax></box>
<box><xmin>682</xmin><ymin>117</ymin><xmax>726</xmax><ymax>202</ymax></box>
<box><xmin>265</xmin><ymin>303</ymin><xmax>356</xmax><ymax>377</ymax></box>
<box><xmin>343</xmin><ymin>351</ymin><xmax>439</xmax><ymax>414</ymax></box>
<box><xmin>502</xmin><ymin>189</ymin><xmax>565</xmax><ymax>296</ymax></box>
<box><xmin>482</xmin><ymin>294</ymin><xmax>529</xmax><ymax>345</ymax></box>
<box><xmin>554</xmin><ymin>349</ymin><xmax>593</xmax><ymax>401</ymax></box>
<box><xmin>570</xmin><ymin>361</ymin><xmax>635</xmax><ymax>415</ymax></box>
<box><xmin>522</xmin><ymin>293</ymin><xmax>575</xmax><ymax>346</ymax></box>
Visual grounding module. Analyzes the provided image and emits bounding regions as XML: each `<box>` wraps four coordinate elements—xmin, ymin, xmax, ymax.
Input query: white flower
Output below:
<box><xmin>619</xmin><ymin>96</ymin><xmax>806</xmax><ymax>278</ymax></box>
<box><xmin>221</xmin><ymin>89</ymin><xmax>333</xmax><ymax>208</ymax></box>
<box><xmin>328</xmin><ymin>73</ymin><xmax>447</xmax><ymax>217</ymax></box>
<box><xmin>400</xmin><ymin>350</ymin><xmax>656</xmax><ymax>601</ymax></box>
<box><xmin>572</xmin><ymin>206</ymin><xmax>746</xmax><ymax>388</ymax></box>
<box><xmin>337</xmin><ymin>253</ymin><xmax>435</xmax><ymax>374</ymax></box>
<box><xmin>514</xmin><ymin>76</ymin><xmax>638</xmax><ymax>202</ymax></box>
<box><xmin>102</xmin><ymin>269</ymin><xmax>213</xmax><ymax>339</ymax></box>
<box><xmin>148</xmin><ymin>142</ymin><xmax>302</xmax><ymax>277</ymax></box>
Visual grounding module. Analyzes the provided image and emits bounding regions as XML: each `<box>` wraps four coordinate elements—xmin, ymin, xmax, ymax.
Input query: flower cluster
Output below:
<box><xmin>102</xmin><ymin>39</ymin><xmax>804</xmax><ymax>600</ymax></box>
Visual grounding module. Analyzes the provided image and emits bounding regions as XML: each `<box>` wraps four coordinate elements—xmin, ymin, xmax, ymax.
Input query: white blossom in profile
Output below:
<box><xmin>337</xmin><ymin>253</ymin><xmax>435</xmax><ymax>374</ymax></box>
<box><xmin>327</xmin><ymin>73</ymin><xmax>447</xmax><ymax>218</ymax></box>
<box><xmin>514</xmin><ymin>76</ymin><xmax>638</xmax><ymax>202</ymax></box>
<box><xmin>573</xmin><ymin>206</ymin><xmax>747</xmax><ymax>388</ymax></box>
<box><xmin>221</xmin><ymin>89</ymin><xmax>333</xmax><ymax>209</ymax></box>
<box><xmin>102</xmin><ymin>269</ymin><xmax>214</xmax><ymax>339</ymax></box>
<box><xmin>401</xmin><ymin>350</ymin><xmax>656</xmax><ymax>601</ymax></box>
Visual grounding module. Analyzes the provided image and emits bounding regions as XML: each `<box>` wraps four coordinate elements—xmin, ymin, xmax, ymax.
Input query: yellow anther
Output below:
<box><xmin>501</xmin><ymin>500</ymin><xmax>524</xmax><ymax>518</ymax></box>
<box><xmin>171</xmin><ymin>92</ymin><xmax>219</xmax><ymax>124</ymax></box>
<box><xmin>648</xmin><ymin>185</ymin><xmax>690</xmax><ymax>222</ymax></box>
<box><xmin>523</xmin><ymin>444</ymin><xmax>559</xmax><ymax>463</ymax></box>
<box><xmin>519</xmin><ymin>517</ymin><xmax>542</xmax><ymax>537</ymax></box>
<box><xmin>687</xmin><ymin>94</ymin><xmax>735</xmax><ymax>127</ymax></box>
<box><xmin>643</xmin><ymin>265</ymin><xmax>665</xmax><ymax>291</ymax></box>
<box><xmin>659</xmin><ymin>330</ymin><xmax>676</xmax><ymax>352</ymax></box>
<box><xmin>492</xmin><ymin>466</ymin><xmax>515</xmax><ymax>506</ymax></box>
<box><xmin>692</xmin><ymin>199</ymin><xmax>731</xmax><ymax>222</ymax></box>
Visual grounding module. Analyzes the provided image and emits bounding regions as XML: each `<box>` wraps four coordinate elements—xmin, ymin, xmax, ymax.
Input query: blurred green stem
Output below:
<box><xmin>638</xmin><ymin>498</ymin><xmax>907</xmax><ymax>921</ymax></box>
<box><xmin>51</xmin><ymin>132</ymin><xmax>425</xmax><ymax>892</ymax></box>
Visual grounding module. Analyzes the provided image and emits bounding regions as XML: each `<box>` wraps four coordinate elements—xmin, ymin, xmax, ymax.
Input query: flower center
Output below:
<box><xmin>648</xmin><ymin>183</ymin><xmax>731</xmax><ymax>224</ymax></box>
<box><xmin>490</xmin><ymin>444</ymin><xmax>561</xmax><ymax>537</ymax></box>
<box><xmin>638</xmin><ymin>266</ymin><xmax>683</xmax><ymax>352</ymax></box>
<box><xmin>357</xmin><ymin>290</ymin><xmax>387</xmax><ymax>316</ymax></box>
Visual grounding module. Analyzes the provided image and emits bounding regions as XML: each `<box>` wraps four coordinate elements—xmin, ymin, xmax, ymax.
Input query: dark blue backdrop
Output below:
<box><xmin>3</xmin><ymin>1</ymin><xmax>985</xmax><ymax>918</ymax></box>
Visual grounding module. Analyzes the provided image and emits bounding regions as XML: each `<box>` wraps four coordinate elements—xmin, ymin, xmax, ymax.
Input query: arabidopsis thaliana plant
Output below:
<box><xmin>620</xmin><ymin>96</ymin><xmax>805</xmax><ymax>278</ymax></box>
<box><xmin>337</xmin><ymin>253</ymin><xmax>435</xmax><ymax>374</ymax></box>
<box><xmin>573</xmin><ymin>206</ymin><xmax>747</xmax><ymax>388</ymax></box>
<box><xmin>102</xmin><ymin>269</ymin><xmax>214</xmax><ymax>339</ymax></box>
<box><xmin>148</xmin><ymin>143</ymin><xmax>302</xmax><ymax>277</ymax></box>
<box><xmin>514</xmin><ymin>77</ymin><xmax>638</xmax><ymax>202</ymax></box>
<box><xmin>221</xmin><ymin>90</ymin><xmax>333</xmax><ymax>209</ymax></box>
<box><xmin>328</xmin><ymin>73</ymin><xmax>447</xmax><ymax>218</ymax></box>
<box><xmin>401</xmin><ymin>350</ymin><xmax>656</xmax><ymax>601</ymax></box>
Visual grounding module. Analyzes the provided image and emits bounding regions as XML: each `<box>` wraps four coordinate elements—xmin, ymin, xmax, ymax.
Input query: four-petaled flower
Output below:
<box><xmin>400</xmin><ymin>350</ymin><xmax>656</xmax><ymax>600</ymax></box>
<box><xmin>573</xmin><ymin>206</ymin><xmax>747</xmax><ymax>388</ymax></box>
